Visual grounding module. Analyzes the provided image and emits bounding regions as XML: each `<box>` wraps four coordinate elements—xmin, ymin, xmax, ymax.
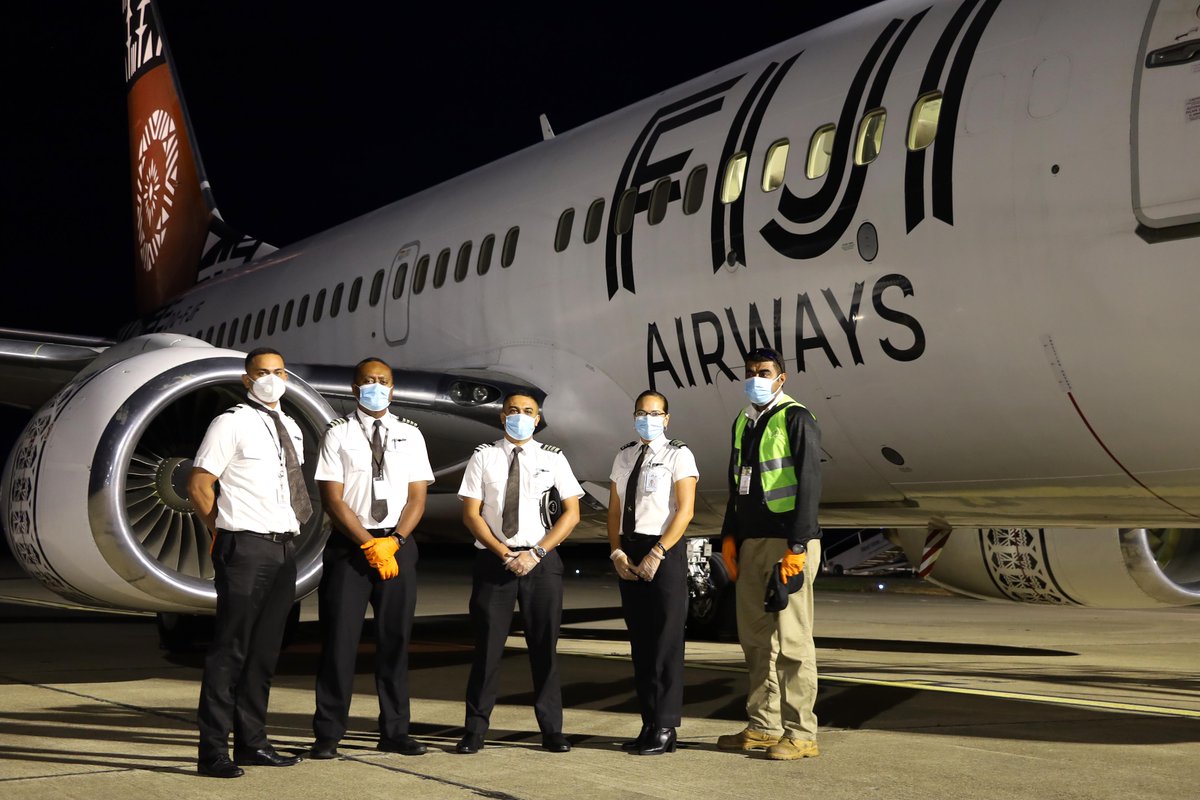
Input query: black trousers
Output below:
<box><xmin>313</xmin><ymin>533</ymin><xmax>418</xmax><ymax>742</ymax></box>
<box><xmin>619</xmin><ymin>535</ymin><xmax>687</xmax><ymax>728</ymax></box>
<box><xmin>464</xmin><ymin>548</ymin><xmax>563</xmax><ymax>735</ymax></box>
<box><xmin>197</xmin><ymin>531</ymin><xmax>296</xmax><ymax>761</ymax></box>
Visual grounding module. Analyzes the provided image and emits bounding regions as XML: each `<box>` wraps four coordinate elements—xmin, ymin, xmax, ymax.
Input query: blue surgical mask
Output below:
<box><xmin>635</xmin><ymin>415</ymin><xmax>665</xmax><ymax>441</ymax></box>
<box><xmin>745</xmin><ymin>376</ymin><xmax>780</xmax><ymax>405</ymax></box>
<box><xmin>357</xmin><ymin>383</ymin><xmax>391</xmax><ymax>413</ymax></box>
<box><xmin>504</xmin><ymin>413</ymin><xmax>536</xmax><ymax>441</ymax></box>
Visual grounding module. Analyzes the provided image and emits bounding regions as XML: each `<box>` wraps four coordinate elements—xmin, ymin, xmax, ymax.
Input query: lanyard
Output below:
<box><xmin>355</xmin><ymin>414</ymin><xmax>387</xmax><ymax>475</ymax></box>
<box><xmin>252</xmin><ymin>407</ymin><xmax>286</xmax><ymax>470</ymax></box>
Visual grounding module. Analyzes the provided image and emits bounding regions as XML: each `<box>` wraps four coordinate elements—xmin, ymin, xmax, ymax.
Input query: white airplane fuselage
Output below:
<box><xmin>139</xmin><ymin>0</ymin><xmax>1198</xmax><ymax>530</ymax></box>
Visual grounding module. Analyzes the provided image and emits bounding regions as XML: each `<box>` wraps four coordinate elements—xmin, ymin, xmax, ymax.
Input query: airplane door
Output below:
<box><xmin>383</xmin><ymin>242</ymin><xmax>419</xmax><ymax>344</ymax></box>
<box><xmin>1132</xmin><ymin>0</ymin><xmax>1200</xmax><ymax>231</ymax></box>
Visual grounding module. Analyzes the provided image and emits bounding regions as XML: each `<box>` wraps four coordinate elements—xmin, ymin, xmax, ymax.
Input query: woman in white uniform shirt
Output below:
<box><xmin>608</xmin><ymin>390</ymin><xmax>698</xmax><ymax>755</ymax></box>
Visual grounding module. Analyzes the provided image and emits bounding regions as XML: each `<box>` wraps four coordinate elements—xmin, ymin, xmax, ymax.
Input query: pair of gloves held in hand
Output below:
<box><xmin>721</xmin><ymin>536</ymin><xmax>806</xmax><ymax>583</ymax></box>
<box><xmin>611</xmin><ymin>548</ymin><xmax>664</xmax><ymax>581</ymax></box>
<box><xmin>361</xmin><ymin>536</ymin><xmax>400</xmax><ymax>580</ymax></box>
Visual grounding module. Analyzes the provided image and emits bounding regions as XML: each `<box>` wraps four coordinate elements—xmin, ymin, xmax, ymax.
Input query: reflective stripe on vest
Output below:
<box><xmin>732</xmin><ymin>395</ymin><xmax>807</xmax><ymax>513</ymax></box>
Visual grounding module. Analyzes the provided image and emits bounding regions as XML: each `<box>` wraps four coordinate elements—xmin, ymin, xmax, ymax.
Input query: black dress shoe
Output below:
<box><xmin>621</xmin><ymin>724</ymin><xmax>653</xmax><ymax>752</ymax></box>
<box><xmin>636</xmin><ymin>727</ymin><xmax>676</xmax><ymax>755</ymax></box>
<box><xmin>377</xmin><ymin>735</ymin><xmax>428</xmax><ymax>756</ymax></box>
<box><xmin>455</xmin><ymin>733</ymin><xmax>485</xmax><ymax>754</ymax></box>
<box><xmin>542</xmin><ymin>732</ymin><xmax>571</xmax><ymax>753</ymax></box>
<box><xmin>197</xmin><ymin>755</ymin><xmax>244</xmax><ymax>778</ymax></box>
<box><xmin>233</xmin><ymin>746</ymin><xmax>302</xmax><ymax>767</ymax></box>
<box><xmin>308</xmin><ymin>739</ymin><xmax>340</xmax><ymax>759</ymax></box>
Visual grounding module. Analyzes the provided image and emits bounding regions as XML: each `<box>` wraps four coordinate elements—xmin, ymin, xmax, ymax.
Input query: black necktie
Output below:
<box><xmin>501</xmin><ymin>446</ymin><xmax>522</xmax><ymax>538</ymax></box>
<box><xmin>267</xmin><ymin>410</ymin><xmax>313</xmax><ymax>525</ymax></box>
<box><xmin>370</xmin><ymin>420</ymin><xmax>388</xmax><ymax>522</ymax></box>
<box><xmin>622</xmin><ymin>444</ymin><xmax>648</xmax><ymax>536</ymax></box>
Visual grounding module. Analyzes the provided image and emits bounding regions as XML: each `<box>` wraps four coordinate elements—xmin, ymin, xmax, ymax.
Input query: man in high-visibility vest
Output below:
<box><xmin>717</xmin><ymin>347</ymin><xmax>823</xmax><ymax>761</ymax></box>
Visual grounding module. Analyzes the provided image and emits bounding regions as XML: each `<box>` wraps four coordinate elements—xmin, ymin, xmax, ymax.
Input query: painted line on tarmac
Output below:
<box><xmin>343</xmin><ymin>754</ymin><xmax>522</xmax><ymax>800</ymax></box>
<box><xmin>686</xmin><ymin>661</ymin><xmax>1200</xmax><ymax>719</ymax></box>
<box><xmin>560</xmin><ymin>651</ymin><xmax>1199</xmax><ymax>720</ymax></box>
<box><xmin>0</xmin><ymin>673</ymin><xmax>196</xmax><ymax>725</ymax></box>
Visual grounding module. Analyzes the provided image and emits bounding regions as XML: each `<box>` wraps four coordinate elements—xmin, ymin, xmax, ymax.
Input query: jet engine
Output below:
<box><xmin>1</xmin><ymin>334</ymin><xmax>335</xmax><ymax>612</ymax></box>
<box><xmin>892</xmin><ymin>527</ymin><xmax>1200</xmax><ymax>607</ymax></box>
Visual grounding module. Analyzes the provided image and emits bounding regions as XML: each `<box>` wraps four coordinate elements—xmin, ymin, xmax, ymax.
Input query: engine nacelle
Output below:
<box><xmin>2</xmin><ymin>334</ymin><xmax>335</xmax><ymax>612</ymax></box>
<box><xmin>893</xmin><ymin>527</ymin><xmax>1200</xmax><ymax>608</ymax></box>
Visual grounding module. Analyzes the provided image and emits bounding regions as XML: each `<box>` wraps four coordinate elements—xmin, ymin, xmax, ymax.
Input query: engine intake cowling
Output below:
<box><xmin>893</xmin><ymin>526</ymin><xmax>1200</xmax><ymax>608</ymax></box>
<box><xmin>2</xmin><ymin>335</ymin><xmax>335</xmax><ymax>612</ymax></box>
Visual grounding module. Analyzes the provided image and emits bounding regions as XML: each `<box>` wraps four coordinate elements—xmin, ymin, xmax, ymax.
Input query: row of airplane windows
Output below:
<box><xmin>193</xmin><ymin>92</ymin><xmax>945</xmax><ymax>339</ymax></box>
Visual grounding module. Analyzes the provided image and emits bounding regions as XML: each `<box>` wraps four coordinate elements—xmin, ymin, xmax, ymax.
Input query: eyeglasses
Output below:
<box><xmin>633</xmin><ymin>410</ymin><xmax>667</xmax><ymax>418</ymax></box>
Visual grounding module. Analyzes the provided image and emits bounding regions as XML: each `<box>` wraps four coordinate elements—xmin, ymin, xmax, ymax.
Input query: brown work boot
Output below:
<box><xmin>765</xmin><ymin>737</ymin><xmax>820</xmax><ymax>760</ymax></box>
<box><xmin>716</xmin><ymin>728</ymin><xmax>781</xmax><ymax>752</ymax></box>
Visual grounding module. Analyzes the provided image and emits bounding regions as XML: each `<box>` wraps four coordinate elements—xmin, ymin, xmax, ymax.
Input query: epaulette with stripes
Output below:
<box><xmin>221</xmin><ymin>404</ymin><xmax>246</xmax><ymax>416</ymax></box>
<box><xmin>619</xmin><ymin>440</ymin><xmax>638</xmax><ymax>450</ymax></box>
<box><xmin>540</xmin><ymin>443</ymin><xmax>562</xmax><ymax>454</ymax></box>
<box><xmin>474</xmin><ymin>442</ymin><xmax>495</xmax><ymax>453</ymax></box>
<box><xmin>325</xmin><ymin>417</ymin><xmax>348</xmax><ymax>430</ymax></box>
<box><xmin>398</xmin><ymin>417</ymin><xmax>419</xmax><ymax>428</ymax></box>
<box><xmin>668</xmin><ymin>438</ymin><xmax>688</xmax><ymax>449</ymax></box>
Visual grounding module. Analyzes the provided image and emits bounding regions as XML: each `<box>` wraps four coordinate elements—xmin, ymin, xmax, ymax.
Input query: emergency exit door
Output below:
<box><xmin>383</xmin><ymin>242</ymin><xmax>419</xmax><ymax>344</ymax></box>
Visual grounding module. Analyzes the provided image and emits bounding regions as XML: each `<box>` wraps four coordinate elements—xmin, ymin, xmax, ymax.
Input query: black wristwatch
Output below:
<box><xmin>392</xmin><ymin>534</ymin><xmax>406</xmax><ymax>547</ymax></box>
<box><xmin>533</xmin><ymin>545</ymin><xmax>548</xmax><ymax>560</ymax></box>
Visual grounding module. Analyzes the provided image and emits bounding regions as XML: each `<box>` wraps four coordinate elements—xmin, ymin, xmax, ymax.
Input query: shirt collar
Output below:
<box><xmin>354</xmin><ymin>408</ymin><xmax>392</xmax><ymax>428</ymax></box>
<box><xmin>640</xmin><ymin>434</ymin><xmax>668</xmax><ymax>455</ymax></box>
<box><xmin>745</xmin><ymin>391</ymin><xmax>787</xmax><ymax>422</ymax></box>
<box><xmin>501</xmin><ymin>437</ymin><xmax>537</xmax><ymax>455</ymax></box>
<box><xmin>245</xmin><ymin>393</ymin><xmax>277</xmax><ymax>412</ymax></box>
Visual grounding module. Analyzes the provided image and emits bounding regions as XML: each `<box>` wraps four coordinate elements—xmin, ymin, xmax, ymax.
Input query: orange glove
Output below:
<box><xmin>721</xmin><ymin>536</ymin><xmax>739</xmax><ymax>583</ymax></box>
<box><xmin>376</xmin><ymin>554</ymin><xmax>399</xmax><ymax>580</ymax></box>
<box><xmin>780</xmin><ymin>549</ymin><xmax>806</xmax><ymax>580</ymax></box>
<box><xmin>361</xmin><ymin>536</ymin><xmax>400</xmax><ymax>568</ymax></box>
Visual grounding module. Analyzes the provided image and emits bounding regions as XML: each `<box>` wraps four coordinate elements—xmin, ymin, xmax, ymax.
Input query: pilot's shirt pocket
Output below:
<box><xmin>346</xmin><ymin>447</ymin><xmax>373</xmax><ymax>473</ymax></box>
<box><xmin>524</xmin><ymin>467</ymin><xmax>555</xmax><ymax>498</ymax></box>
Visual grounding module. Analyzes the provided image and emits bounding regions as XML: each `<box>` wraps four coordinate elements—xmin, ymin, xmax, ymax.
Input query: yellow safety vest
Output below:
<box><xmin>732</xmin><ymin>395</ymin><xmax>808</xmax><ymax>513</ymax></box>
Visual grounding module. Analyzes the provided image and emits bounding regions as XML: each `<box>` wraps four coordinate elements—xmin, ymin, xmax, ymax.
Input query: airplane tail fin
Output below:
<box><xmin>124</xmin><ymin>0</ymin><xmax>274</xmax><ymax>313</ymax></box>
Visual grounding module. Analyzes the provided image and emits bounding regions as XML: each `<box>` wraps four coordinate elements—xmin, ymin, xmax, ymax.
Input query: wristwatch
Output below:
<box><xmin>789</xmin><ymin>542</ymin><xmax>806</xmax><ymax>554</ymax></box>
<box><xmin>533</xmin><ymin>545</ymin><xmax>548</xmax><ymax>560</ymax></box>
<box><xmin>392</xmin><ymin>534</ymin><xmax>406</xmax><ymax>547</ymax></box>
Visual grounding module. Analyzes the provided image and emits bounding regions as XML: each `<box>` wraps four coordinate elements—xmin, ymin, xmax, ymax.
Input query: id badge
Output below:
<box><xmin>738</xmin><ymin>467</ymin><xmax>752</xmax><ymax>495</ymax></box>
<box><xmin>643</xmin><ymin>468</ymin><xmax>660</xmax><ymax>494</ymax></box>
<box><xmin>277</xmin><ymin>481</ymin><xmax>288</xmax><ymax>507</ymax></box>
<box><xmin>373</xmin><ymin>477</ymin><xmax>391</xmax><ymax>500</ymax></box>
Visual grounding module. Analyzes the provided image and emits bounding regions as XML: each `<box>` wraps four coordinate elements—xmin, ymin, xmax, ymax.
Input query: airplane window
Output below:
<box><xmin>330</xmin><ymin>283</ymin><xmax>344</xmax><ymax>317</ymax></box>
<box><xmin>682</xmin><ymin>165</ymin><xmax>707</xmax><ymax>214</ymax></box>
<box><xmin>392</xmin><ymin>263</ymin><xmax>408</xmax><ymax>299</ymax></box>
<box><xmin>477</xmin><ymin>235</ymin><xmax>495</xmax><ymax>275</ymax></box>
<box><xmin>412</xmin><ymin>255</ymin><xmax>429</xmax><ymax>294</ymax></box>
<box><xmin>907</xmin><ymin>92</ymin><xmax>942</xmax><ymax>151</ymax></box>
<box><xmin>555</xmin><ymin>209</ymin><xmax>575</xmax><ymax>253</ymax></box>
<box><xmin>501</xmin><ymin>227</ymin><xmax>519</xmax><ymax>268</ymax></box>
<box><xmin>369</xmin><ymin>270</ymin><xmax>384</xmax><ymax>306</ymax></box>
<box><xmin>205</xmin><ymin>326</ymin><xmax>214</xmax><ymax>342</ymax></box>
<box><xmin>855</xmin><ymin>108</ymin><xmax>886</xmax><ymax>165</ymax></box>
<box><xmin>254</xmin><ymin>309</ymin><xmax>265</xmax><ymax>339</ymax></box>
<box><xmin>348</xmin><ymin>277</ymin><xmax>362</xmax><ymax>312</ymax></box>
<box><xmin>583</xmin><ymin>199</ymin><xmax>605</xmax><ymax>243</ymax></box>
<box><xmin>297</xmin><ymin>295</ymin><xmax>310</xmax><ymax>327</ymax></box>
<box><xmin>313</xmin><ymin>289</ymin><xmax>326</xmax><ymax>322</ymax></box>
<box><xmin>216</xmin><ymin>322</ymin><xmax>226</xmax><ymax>345</ymax></box>
<box><xmin>241</xmin><ymin>314</ymin><xmax>251</xmax><ymax>343</ymax></box>
<box><xmin>806</xmin><ymin>124</ymin><xmax>836</xmax><ymax>179</ymax></box>
<box><xmin>227</xmin><ymin>320</ymin><xmax>238</xmax><ymax>347</ymax></box>
<box><xmin>648</xmin><ymin>178</ymin><xmax>671</xmax><ymax>225</ymax></box>
<box><xmin>614</xmin><ymin>188</ymin><xmax>637</xmax><ymax>235</ymax></box>
<box><xmin>455</xmin><ymin>241</ymin><xmax>473</xmax><ymax>282</ymax></box>
<box><xmin>282</xmin><ymin>299</ymin><xmax>294</xmax><ymax>331</ymax></box>
<box><xmin>720</xmin><ymin>152</ymin><xmax>747</xmax><ymax>203</ymax></box>
<box><xmin>268</xmin><ymin>305</ymin><xmax>280</xmax><ymax>335</ymax></box>
<box><xmin>433</xmin><ymin>248</ymin><xmax>450</xmax><ymax>288</ymax></box>
<box><xmin>762</xmin><ymin>139</ymin><xmax>789</xmax><ymax>192</ymax></box>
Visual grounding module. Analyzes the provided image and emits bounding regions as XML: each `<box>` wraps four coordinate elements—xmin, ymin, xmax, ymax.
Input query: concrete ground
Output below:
<box><xmin>0</xmin><ymin>553</ymin><xmax>1196</xmax><ymax>800</ymax></box>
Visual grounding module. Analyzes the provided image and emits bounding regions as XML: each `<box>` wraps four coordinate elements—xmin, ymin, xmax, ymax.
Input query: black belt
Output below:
<box><xmin>621</xmin><ymin>533</ymin><xmax>660</xmax><ymax>542</ymax></box>
<box><xmin>219</xmin><ymin>528</ymin><xmax>295</xmax><ymax>543</ymax></box>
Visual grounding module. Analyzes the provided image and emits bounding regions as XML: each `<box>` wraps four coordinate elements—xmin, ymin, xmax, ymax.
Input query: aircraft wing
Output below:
<box><xmin>0</xmin><ymin>327</ymin><xmax>112</xmax><ymax>410</ymax></box>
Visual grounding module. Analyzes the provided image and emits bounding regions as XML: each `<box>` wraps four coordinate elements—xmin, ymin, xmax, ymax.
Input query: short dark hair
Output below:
<box><xmin>635</xmin><ymin>389</ymin><xmax>668</xmax><ymax>414</ymax></box>
<box><xmin>745</xmin><ymin>347</ymin><xmax>784</xmax><ymax>375</ymax></box>
<box><xmin>502</xmin><ymin>392</ymin><xmax>540</xmax><ymax>412</ymax></box>
<box><xmin>354</xmin><ymin>357</ymin><xmax>392</xmax><ymax>382</ymax></box>
<box><xmin>245</xmin><ymin>347</ymin><xmax>283</xmax><ymax>372</ymax></box>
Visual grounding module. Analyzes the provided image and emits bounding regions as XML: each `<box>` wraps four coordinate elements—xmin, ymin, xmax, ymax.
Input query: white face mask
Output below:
<box><xmin>251</xmin><ymin>374</ymin><xmax>287</xmax><ymax>404</ymax></box>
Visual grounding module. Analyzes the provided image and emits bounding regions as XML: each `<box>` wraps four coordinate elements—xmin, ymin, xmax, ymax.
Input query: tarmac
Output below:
<box><xmin>0</xmin><ymin>552</ymin><xmax>1196</xmax><ymax>800</ymax></box>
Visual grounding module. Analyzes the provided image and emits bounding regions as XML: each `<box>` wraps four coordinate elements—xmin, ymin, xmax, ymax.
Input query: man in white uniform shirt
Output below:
<box><xmin>309</xmin><ymin>358</ymin><xmax>434</xmax><ymax>759</ymax></box>
<box><xmin>455</xmin><ymin>392</ymin><xmax>583</xmax><ymax>754</ymax></box>
<box><xmin>189</xmin><ymin>347</ymin><xmax>312</xmax><ymax>778</ymax></box>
